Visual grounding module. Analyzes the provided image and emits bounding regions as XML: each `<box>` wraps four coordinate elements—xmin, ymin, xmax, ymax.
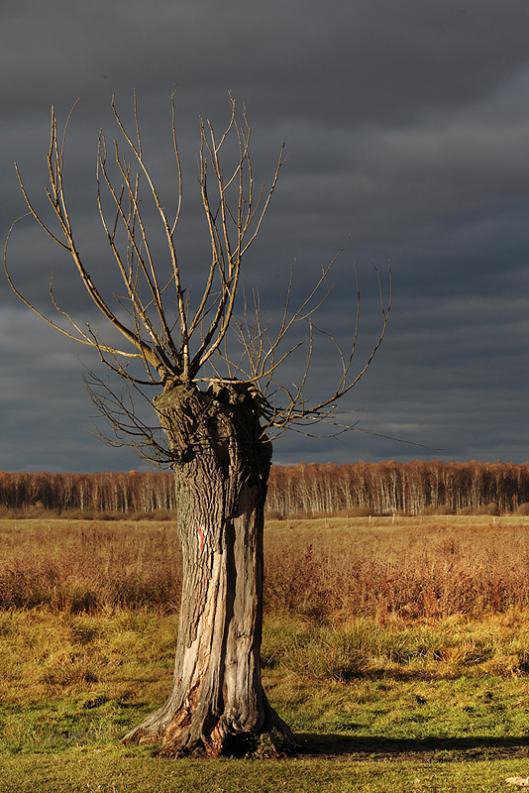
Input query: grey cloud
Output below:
<box><xmin>2</xmin><ymin>0</ymin><xmax>529</xmax><ymax>123</ymax></box>
<box><xmin>2</xmin><ymin>1</ymin><xmax>529</xmax><ymax>470</ymax></box>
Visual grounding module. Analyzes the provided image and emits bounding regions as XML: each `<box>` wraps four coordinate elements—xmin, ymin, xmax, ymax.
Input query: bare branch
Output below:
<box><xmin>111</xmin><ymin>95</ymin><xmax>190</xmax><ymax>378</ymax></box>
<box><xmin>7</xmin><ymin>94</ymin><xmax>389</xmax><ymax>460</ymax></box>
<box><xmin>4</xmin><ymin>216</ymin><xmax>142</xmax><ymax>358</ymax></box>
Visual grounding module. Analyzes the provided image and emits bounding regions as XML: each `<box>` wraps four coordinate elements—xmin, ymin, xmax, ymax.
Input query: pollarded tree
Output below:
<box><xmin>5</xmin><ymin>96</ymin><xmax>389</xmax><ymax>757</ymax></box>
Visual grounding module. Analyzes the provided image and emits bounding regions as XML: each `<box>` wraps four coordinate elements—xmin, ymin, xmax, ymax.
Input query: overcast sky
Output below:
<box><xmin>2</xmin><ymin>0</ymin><xmax>529</xmax><ymax>471</ymax></box>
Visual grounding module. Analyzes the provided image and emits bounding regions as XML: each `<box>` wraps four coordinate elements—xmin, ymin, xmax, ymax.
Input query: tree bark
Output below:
<box><xmin>123</xmin><ymin>380</ymin><xmax>295</xmax><ymax>757</ymax></box>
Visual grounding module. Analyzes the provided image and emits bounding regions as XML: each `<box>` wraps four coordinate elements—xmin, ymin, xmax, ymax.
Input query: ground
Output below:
<box><xmin>3</xmin><ymin>515</ymin><xmax>529</xmax><ymax>791</ymax></box>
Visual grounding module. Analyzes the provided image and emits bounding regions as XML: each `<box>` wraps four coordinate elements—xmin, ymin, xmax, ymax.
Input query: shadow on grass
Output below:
<box><xmin>296</xmin><ymin>733</ymin><xmax>529</xmax><ymax>760</ymax></box>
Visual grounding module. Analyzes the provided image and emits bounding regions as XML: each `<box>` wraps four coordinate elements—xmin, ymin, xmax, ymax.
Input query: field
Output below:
<box><xmin>4</xmin><ymin>516</ymin><xmax>529</xmax><ymax>791</ymax></box>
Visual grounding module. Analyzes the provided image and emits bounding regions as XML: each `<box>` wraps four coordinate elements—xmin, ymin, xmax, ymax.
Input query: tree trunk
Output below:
<box><xmin>123</xmin><ymin>380</ymin><xmax>295</xmax><ymax>757</ymax></box>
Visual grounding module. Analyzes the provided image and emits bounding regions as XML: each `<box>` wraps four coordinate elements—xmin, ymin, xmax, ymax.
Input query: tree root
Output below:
<box><xmin>123</xmin><ymin>708</ymin><xmax>296</xmax><ymax>758</ymax></box>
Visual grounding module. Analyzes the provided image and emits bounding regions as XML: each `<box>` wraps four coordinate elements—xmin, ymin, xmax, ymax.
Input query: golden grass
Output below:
<box><xmin>5</xmin><ymin>607</ymin><xmax>529</xmax><ymax>705</ymax></box>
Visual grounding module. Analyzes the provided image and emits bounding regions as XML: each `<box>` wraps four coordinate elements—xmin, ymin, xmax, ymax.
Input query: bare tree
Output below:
<box><xmin>5</xmin><ymin>96</ymin><xmax>389</xmax><ymax>757</ymax></box>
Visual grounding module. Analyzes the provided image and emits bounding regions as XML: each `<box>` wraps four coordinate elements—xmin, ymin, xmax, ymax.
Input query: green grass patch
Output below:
<box><xmin>2</xmin><ymin>747</ymin><xmax>529</xmax><ymax>792</ymax></box>
<box><xmin>3</xmin><ymin>609</ymin><xmax>529</xmax><ymax>791</ymax></box>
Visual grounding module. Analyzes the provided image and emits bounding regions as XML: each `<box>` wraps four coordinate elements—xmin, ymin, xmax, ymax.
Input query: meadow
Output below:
<box><xmin>4</xmin><ymin>515</ymin><xmax>529</xmax><ymax>791</ymax></box>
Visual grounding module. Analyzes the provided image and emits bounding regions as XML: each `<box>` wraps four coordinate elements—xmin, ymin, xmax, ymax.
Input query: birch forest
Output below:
<box><xmin>3</xmin><ymin>461</ymin><xmax>529</xmax><ymax>517</ymax></box>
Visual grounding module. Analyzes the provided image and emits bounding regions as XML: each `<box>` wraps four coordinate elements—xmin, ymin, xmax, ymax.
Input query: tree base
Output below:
<box><xmin>123</xmin><ymin>706</ymin><xmax>296</xmax><ymax>758</ymax></box>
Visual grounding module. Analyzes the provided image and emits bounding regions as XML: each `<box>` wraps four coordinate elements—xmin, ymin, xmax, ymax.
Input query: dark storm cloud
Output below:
<box><xmin>2</xmin><ymin>0</ymin><xmax>529</xmax><ymax>470</ymax></box>
<box><xmin>2</xmin><ymin>0</ymin><xmax>529</xmax><ymax>122</ymax></box>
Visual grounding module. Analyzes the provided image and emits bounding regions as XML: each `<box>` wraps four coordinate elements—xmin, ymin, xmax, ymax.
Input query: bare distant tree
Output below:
<box><xmin>5</xmin><ymin>96</ymin><xmax>389</xmax><ymax>757</ymax></box>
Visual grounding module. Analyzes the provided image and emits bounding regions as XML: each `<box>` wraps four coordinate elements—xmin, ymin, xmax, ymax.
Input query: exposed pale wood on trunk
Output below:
<box><xmin>123</xmin><ymin>381</ymin><xmax>294</xmax><ymax>756</ymax></box>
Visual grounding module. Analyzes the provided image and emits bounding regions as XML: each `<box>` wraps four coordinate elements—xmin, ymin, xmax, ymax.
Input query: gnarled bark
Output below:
<box><xmin>123</xmin><ymin>380</ymin><xmax>295</xmax><ymax>757</ymax></box>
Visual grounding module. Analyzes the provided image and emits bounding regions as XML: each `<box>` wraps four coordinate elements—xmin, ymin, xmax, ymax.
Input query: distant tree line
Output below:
<box><xmin>3</xmin><ymin>461</ymin><xmax>529</xmax><ymax>517</ymax></box>
<box><xmin>266</xmin><ymin>461</ymin><xmax>529</xmax><ymax>517</ymax></box>
<box><xmin>0</xmin><ymin>471</ymin><xmax>175</xmax><ymax>514</ymax></box>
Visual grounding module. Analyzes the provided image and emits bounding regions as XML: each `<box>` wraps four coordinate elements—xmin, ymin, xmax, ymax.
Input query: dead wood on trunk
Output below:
<box><xmin>123</xmin><ymin>380</ymin><xmax>295</xmax><ymax>756</ymax></box>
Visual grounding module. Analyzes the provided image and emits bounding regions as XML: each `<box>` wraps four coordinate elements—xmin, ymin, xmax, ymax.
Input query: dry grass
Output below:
<box><xmin>3</xmin><ymin>515</ymin><xmax>529</xmax><ymax>619</ymax></box>
<box><xmin>4</xmin><ymin>516</ymin><xmax>529</xmax><ymax>792</ymax></box>
<box><xmin>0</xmin><ymin>520</ymin><xmax>180</xmax><ymax>612</ymax></box>
<box><xmin>267</xmin><ymin>515</ymin><xmax>529</xmax><ymax>620</ymax></box>
<box><xmin>0</xmin><ymin>609</ymin><xmax>527</xmax><ymax>706</ymax></box>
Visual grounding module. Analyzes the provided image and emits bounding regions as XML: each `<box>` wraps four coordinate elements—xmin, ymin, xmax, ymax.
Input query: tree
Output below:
<box><xmin>5</xmin><ymin>96</ymin><xmax>389</xmax><ymax>757</ymax></box>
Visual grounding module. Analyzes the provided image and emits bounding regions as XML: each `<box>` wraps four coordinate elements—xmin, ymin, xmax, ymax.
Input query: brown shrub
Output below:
<box><xmin>3</xmin><ymin>516</ymin><xmax>529</xmax><ymax>621</ymax></box>
<box><xmin>0</xmin><ymin>521</ymin><xmax>181</xmax><ymax>612</ymax></box>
